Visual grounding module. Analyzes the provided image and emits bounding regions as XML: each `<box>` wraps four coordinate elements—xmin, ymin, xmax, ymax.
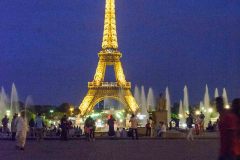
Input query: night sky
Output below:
<box><xmin>0</xmin><ymin>0</ymin><xmax>240</xmax><ymax>106</ymax></box>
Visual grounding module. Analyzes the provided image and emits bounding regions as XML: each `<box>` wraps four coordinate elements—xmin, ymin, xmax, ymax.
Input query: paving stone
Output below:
<box><xmin>0</xmin><ymin>139</ymin><xmax>219</xmax><ymax>160</ymax></box>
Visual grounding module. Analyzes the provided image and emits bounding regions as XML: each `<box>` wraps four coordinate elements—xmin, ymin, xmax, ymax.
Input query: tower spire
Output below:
<box><xmin>102</xmin><ymin>0</ymin><xmax>118</xmax><ymax>50</ymax></box>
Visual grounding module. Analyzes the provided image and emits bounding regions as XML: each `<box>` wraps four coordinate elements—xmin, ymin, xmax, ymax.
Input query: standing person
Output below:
<box><xmin>195</xmin><ymin>115</ymin><xmax>201</xmax><ymax>135</ymax></box>
<box><xmin>15</xmin><ymin>111</ymin><xmax>28</xmax><ymax>150</ymax></box>
<box><xmin>145</xmin><ymin>120</ymin><xmax>151</xmax><ymax>136</ymax></box>
<box><xmin>28</xmin><ymin>117</ymin><xmax>35</xmax><ymax>137</ymax></box>
<box><xmin>186</xmin><ymin>113</ymin><xmax>194</xmax><ymax>141</ymax></box>
<box><xmin>129</xmin><ymin>114</ymin><xmax>138</xmax><ymax>140</ymax></box>
<box><xmin>216</xmin><ymin>97</ymin><xmax>239</xmax><ymax>160</ymax></box>
<box><xmin>60</xmin><ymin>114</ymin><xmax>68</xmax><ymax>140</ymax></box>
<box><xmin>199</xmin><ymin>112</ymin><xmax>205</xmax><ymax>133</ymax></box>
<box><xmin>230</xmin><ymin>98</ymin><xmax>240</xmax><ymax>160</ymax></box>
<box><xmin>149</xmin><ymin>117</ymin><xmax>155</xmax><ymax>137</ymax></box>
<box><xmin>156</xmin><ymin>121</ymin><xmax>162</xmax><ymax>137</ymax></box>
<box><xmin>35</xmin><ymin>113</ymin><xmax>44</xmax><ymax>141</ymax></box>
<box><xmin>159</xmin><ymin>122</ymin><xmax>167</xmax><ymax>138</ymax></box>
<box><xmin>107</xmin><ymin>115</ymin><xmax>116</xmax><ymax>137</ymax></box>
<box><xmin>116</xmin><ymin>128</ymin><xmax>121</xmax><ymax>138</ymax></box>
<box><xmin>11</xmin><ymin>113</ymin><xmax>18</xmax><ymax>140</ymax></box>
<box><xmin>120</xmin><ymin>128</ymin><xmax>127</xmax><ymax>138</ymax></box>
<box><xmin>84</xmin><ymin>116</ymin><xmax>95</xmax><ymax>141</ymax></box>
<box><xmin>2</xmin><ymin>115</ymin><xmax>10</xmax><ymax>136</ymax></box>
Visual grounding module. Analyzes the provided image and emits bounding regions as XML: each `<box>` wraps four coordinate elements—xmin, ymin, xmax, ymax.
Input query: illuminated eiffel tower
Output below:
<box><xmin>79</xmin><ymin>0</ymin><xmax>139</xmax><ymax>116</ymax></box>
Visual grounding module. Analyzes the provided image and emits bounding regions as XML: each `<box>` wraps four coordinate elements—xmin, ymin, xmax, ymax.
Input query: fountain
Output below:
<box><xmin>165</xmin><ymin>87</ymin><xmax>171</xmax><ymax>124</ymax></box>
<box><xmin>134</xmin><ymin>85</ymin><xmax>141</xmax><ymax>106</ymax></box>
<box><xmin>178</xmin><ymin>100</ymin><xmax>185</xmax><ymax>128</ymax></box>
<box><xmin>24</xmin><ymin>95</ymin><xmax>34</xmax><ymax>119</ymax></box>
<box><xmin>200</xmin><ymin>101</ymin><xmax>204</xmax><ymax>111</ymax></box>
<box><xmin>222</xmin><ymin>88</ymin><xmax>229</xmax><ymax>109</ymax></box>
<box><xmin>214</xmin><ymin>88</ymin><xmax>219</xmax><ymax>98</ymax></box>
<box><xmin>147</xmin><ymin>87</ymin><xmax>155</xmax><ymax>112</ymax></box>
<box><xmin>183</xmin><ymin>85</ymin><xmax>189</xmax><ymax>115</ymax></box>
<box><xmin>140</xmin><ymin>86</ymin><xmax>148</xmax><ymax>125</ymax></box>
<box><xmin>0</xmin><ymin>87</ymin><xmax>9</xmax><ymax>118</ymax></box>
<box><xmin>204</xmin><ymin>84</ymin><xmax>211</xmax><ymax>127</ymax></box>
<box><xmin>10</xmin><ymin>83</ymin><xmax>20</xmax><ymax>115</ymax></box>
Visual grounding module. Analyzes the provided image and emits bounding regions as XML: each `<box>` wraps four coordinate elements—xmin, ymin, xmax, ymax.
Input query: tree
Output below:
<box><xmin>57</xmin><ymin>103</ymin><xmax>71</xmax><ymax>113</ymax></box>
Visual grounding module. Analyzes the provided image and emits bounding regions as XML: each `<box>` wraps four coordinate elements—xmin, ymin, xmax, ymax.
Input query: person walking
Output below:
<box><xmin>129</xmin><ymin>114</ymin><xmax>138</xmax><ymax>140</ymax></box>
<box><xmin>186</xmin><ymin>113</ymin><xmax>194</xmax><ymax>141</ymax></box>
<box><xmin>11</xmin><ymin>113</ymin><xmax>18</xmax><ymax>140</ymax></box>
<box><xmin>35</xmin><ymin>113</ymin><xmax>44</xmax><ymax>141</ymax></box>
<box><xmin>15</xmin><ymin>111</ymin><xmax>28</xmax><ymax>150</ymax></box>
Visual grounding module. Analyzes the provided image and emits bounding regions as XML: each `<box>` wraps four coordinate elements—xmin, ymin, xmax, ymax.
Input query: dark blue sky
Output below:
<box><xmin>0</xmin><ymin>0</ymin><xmax>240</xmax><ymax>106</ymax></box>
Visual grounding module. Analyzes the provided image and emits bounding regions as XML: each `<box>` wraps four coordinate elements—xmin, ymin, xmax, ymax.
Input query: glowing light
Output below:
<box><xmin>208</xmin><ymin>108</ymin><xmax>213</xmax><ymax>113</ymax></box>
<box><xmin>89</xmin><ymin>113</ymin><xmax>100</xmax><ymax>118</ymax></box>
<box><xmin>180</xmin><ymin>123</ymin><xmax>187</xmax><ymax>128</ymax></box>
<box><xmin>116</xmin><ymin>112</ymin><xmax>121</xmax><ymax>119</ymax></box>
<box><xmin>137</xmin><ymin>114</ymin><xmax>146</xmax><ymax>120</ymax></box>
<box><xmin>6</xmin><ymin>110</ymin><xmax>11</xmax><ymax>117</ymax></box>
<box><xmin>96</xmin><ymin>119</ymin><xmax>104</xmax><ymax>127</ymax></box>
<box><xmin>195</xmin><ymin>110</ymin><xmax>200</xmax><ymax>115</ymax></box>
<box><xmin>178</xmin><ymin>114</ymin><xmax>183</xmax><ymax>118</ymax></box>
<box><xmin>49</xmin><ymin>110</ymin><xmax>54</xmax><ymax>113</ymax></box>
<box><xmin>225</xmin><ymin>105</ymin><xmax>230</xmax><ymax>109</ymax></box>
<box><xmin>78</xmin><ymin>0</ymin><xmax>139</xmax><ymax>116</ymax></box>
<box><xmin>102</xmin><ymin>0</ymin><xmax>118</xmax><ymax>49</ymax></box>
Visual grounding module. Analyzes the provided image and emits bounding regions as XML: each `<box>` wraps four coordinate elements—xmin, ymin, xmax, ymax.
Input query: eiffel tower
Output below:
<box><xmin>79</xmin><ymin>0</ymin><xmax>139</xmax><ymax>116</ymax></box>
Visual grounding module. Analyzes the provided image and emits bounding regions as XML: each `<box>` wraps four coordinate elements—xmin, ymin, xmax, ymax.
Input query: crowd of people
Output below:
<box><xmin>0</xmin><ymin>96</ymin><xmax>239</xmax><ymax>160</ymax></box>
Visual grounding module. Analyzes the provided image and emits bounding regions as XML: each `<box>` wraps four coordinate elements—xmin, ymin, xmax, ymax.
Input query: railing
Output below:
<box><xmin>88</xmin><ymin>82</ymin><xmax>131</xmax><ymax>88</ymax></box>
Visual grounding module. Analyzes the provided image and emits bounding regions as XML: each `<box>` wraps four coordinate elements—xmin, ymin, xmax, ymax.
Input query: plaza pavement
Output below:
<box><xmin>0</xmin><ymin>139</ymin><xmax>219</xmax><ymax>160</ymax></box>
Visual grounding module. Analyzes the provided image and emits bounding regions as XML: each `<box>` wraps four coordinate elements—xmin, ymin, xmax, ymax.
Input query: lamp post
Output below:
<box><xmin>49</xmin><ymin>109</ymin><xmax>54</xmax><ymax>119</ymax></box>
